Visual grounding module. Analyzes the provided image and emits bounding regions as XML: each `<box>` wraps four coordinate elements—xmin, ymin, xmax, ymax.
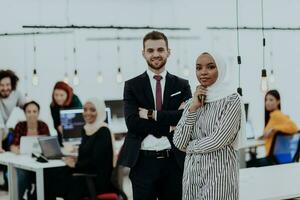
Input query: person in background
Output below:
<box><xmin>10</xmin><ymin>101</ymin><xmax>50</xmax><ymax>200</ymax></box>
<box><xmin>50</xmin><ymin>81</ymin><xmax>82</xmax><ymax>146</ymax></box>
<box><xmin>45</xmin><ymin>98</ymin><xmax>118</xmax><ymax>200</ymax></box>
<box><xmin>174</xmin><ymin>51</ymin><xmax>245</xmax><ymax>200</ymax></box>
<box><xmin>0</xmin><ymin>69</ymin><xmax>25</xmax><ymax>190</ymax></box>
<box><xmin>260</xmin><ymin>89</ymin><xmax>298</xmax><ymax>156</ymax></box>
<box><xmin>11</xmin><ymin>101</ymin><xmax>50</xmax><ymax>152</ymax></box>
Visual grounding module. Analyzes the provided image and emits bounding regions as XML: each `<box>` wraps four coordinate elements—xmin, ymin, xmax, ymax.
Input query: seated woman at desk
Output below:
<box><xmin>261</xmin><ymin>90</ymin><xmax>298</xmax><ymax>156</ymax></box>
<box><xmin>45</xmin><ymin>97</ymin><xmax>116</xmax><ymax>200</ymax></box>
<box><xmin>10</xmin><ymin>100</ymin><xmax>50</xmax><ymax>200</ymax></box>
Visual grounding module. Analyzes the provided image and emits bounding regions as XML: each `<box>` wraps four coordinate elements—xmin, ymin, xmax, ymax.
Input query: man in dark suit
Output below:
<box><xmin>118</xmin><ymin>31</ymin><xmax>192</xmax><ymax>200</ymax></box>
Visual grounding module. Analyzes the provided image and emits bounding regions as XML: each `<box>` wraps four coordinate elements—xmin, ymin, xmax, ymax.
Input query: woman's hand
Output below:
<box><xmin>189</xmin><ymin>85</ymin><xmax>207</xmax><ymax>112</ymax></box>
<box><xmin>63</xmin><ymin>156</ymin><xmax>77</xmax><ymax>168</ymax></box>
<box><xmin>10</xmin><ymin>145</ymin><xmax>19</xmax><ymax>154</ymax></box>
<box><xmin>58</xmin><ymin>125</ymin><xmax>63</xmax><ymax>134</ymax></box>
<box><xmin>263</xmin><ymin>128</ymin><xmax>276</xmax><ymax>139</ymax></box>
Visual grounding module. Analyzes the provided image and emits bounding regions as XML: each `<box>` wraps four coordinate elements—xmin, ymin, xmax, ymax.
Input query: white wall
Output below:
<box><xmin>0</xmin><ymin>0</ymin><xmax>299</xmax><ymax>135</ymax></box>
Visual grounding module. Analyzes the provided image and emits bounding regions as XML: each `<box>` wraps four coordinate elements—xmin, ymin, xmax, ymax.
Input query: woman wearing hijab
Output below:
<box><xmin>174</xmin><ymin>52</ymin><xmax>245</xmax><ymax>200</ymax></box>
<box><xmin>50</xmin><ymin>81</ymin><xmax>82</xmax><ymax>146</ymax></box>
<box><xmin>45</xmin><ymin>98</ymin><xmax>115</xmax><ymax>200</ymax></box>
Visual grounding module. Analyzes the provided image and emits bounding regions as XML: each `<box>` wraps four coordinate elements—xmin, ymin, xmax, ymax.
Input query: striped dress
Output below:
<box><xmin>174</xmin><ymin>93</ymin><xmax>241</xmax><ymax>200</ymax></box>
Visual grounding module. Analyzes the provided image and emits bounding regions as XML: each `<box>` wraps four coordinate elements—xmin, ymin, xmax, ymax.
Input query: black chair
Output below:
<box><xmin>73</xmin><ymin>166</ymin><xmax>127</xmax><ymax>200</ymax></box>
<box><xmin>247</xmin><ymin>131</ymin><xmax>300</xmax><ymax>167</ymax></box>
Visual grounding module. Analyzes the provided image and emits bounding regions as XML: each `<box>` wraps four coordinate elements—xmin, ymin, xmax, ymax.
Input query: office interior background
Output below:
<box><xmin>1</xmin><ymin>0</ymin><xmax>299</xmax><ymax>134</ymax></box>
<box><xmin>0</xmin><ymin>0</ymin><xmax>300</xmax><ymax>199</ymax></box>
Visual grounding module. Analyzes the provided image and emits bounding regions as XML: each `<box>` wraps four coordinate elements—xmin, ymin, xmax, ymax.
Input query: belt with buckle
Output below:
<box><xmin>140</xmin><ymin>149</ymin><xmax>171</xmax><ymax>159</ymax></box>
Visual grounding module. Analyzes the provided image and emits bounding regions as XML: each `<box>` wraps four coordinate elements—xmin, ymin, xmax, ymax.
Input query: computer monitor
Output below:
<box><xmin>104</xmin><ymin>100</ymin><xmax>124</xmax><ymax>118</ymax></box>
<box><xmin>105</xmin><ymin>107</ymin><xmax>112</xmax><ymax>125</ymax></box>
<box><xmin>60</xmin><ymin>108</ymin><xmax>85</xmax><ymax>142</ymax></box>
<box><xmin>60</xmin><ymin>107</ymin><xmax>112</xmax><ymax>142</ymax></box>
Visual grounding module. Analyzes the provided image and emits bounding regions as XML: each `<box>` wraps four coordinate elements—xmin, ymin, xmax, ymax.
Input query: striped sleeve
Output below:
<box><xmin>187</xmin><ymin>95</ymin><xmax>241</xmax><ymax>154</ymax></box>
<box><xmin>173</xmin><ymin>99</ymin><xmax>197</xmax><ymax>151</ymax></box>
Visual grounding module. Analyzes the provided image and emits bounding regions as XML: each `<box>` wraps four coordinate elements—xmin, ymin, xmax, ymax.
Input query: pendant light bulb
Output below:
<box><xmin>269</xmin><ymin>69</ymin><xmax>275</xmax><ymax>84</ymax></box>
<box><xmin>97</xmin><ymin>71</ymin><xmax>103</xmax><ymax>83</ymax></box>
<box><xmin>32</xmin><ymin>69</ymin><xmax>39</xmax><ymax>86</ymax></box>
<box><xmin>183</xmin><ymin>65</ymin><xmax>190</xmax><ymax>77</ymax></box>
<box><xmin>73</xmin><ymin>69</ymin><xmax>80</xmax><ymax>86</ymax></box>
<box><xmin>116</xmin><ymin>67</ymin><xmax>123</xmax><ymax>83</ymax></box>
<box><xmin>63</xmin><ymin>72</ymin><xmax>69</xmax><ymax>84</ymax></box>
<box><xmin>261</xmin><ymin>69</ymin><xmax>268</xmax><ymax>93</ymax></box>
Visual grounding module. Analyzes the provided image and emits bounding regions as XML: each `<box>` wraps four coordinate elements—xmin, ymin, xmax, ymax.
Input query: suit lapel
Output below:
<box><xmin>162</xmin><ymin>72</ymin><xmax>174</xmax><ymax>109</ymax></box>
<box><xmin>140</xmin><ymin>72</ymin><xmax>155</xmax><ymax>109</ymax></box>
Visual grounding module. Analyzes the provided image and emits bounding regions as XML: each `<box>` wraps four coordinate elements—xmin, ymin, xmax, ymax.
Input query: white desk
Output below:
<box><xmin>240</xmin><ymin>162</ymin><xmax>300</xmax><ymax>200</ymax></box>
<box><xmin>243</xmin><ymin>139</ymin><xmax>265</xmax><ymax>149</ymax></box>
<box><xmin>0</xmin><ymin>152</ymin><xmax>65</xmax><ymax>200</ymax></box>
<box><xmin>239</xmin><ymin>139</ymin><xmax>266</xmax><ymax>168</ymax></box>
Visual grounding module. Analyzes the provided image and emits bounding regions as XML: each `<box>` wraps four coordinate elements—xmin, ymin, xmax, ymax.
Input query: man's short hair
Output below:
<box><xmin>143</xmin><ymin>31</ymin><xmax>168</xmax><ymax>49</ymax></box>
<box><xmin>0</xmin><ymin>70</ymin><xmax>19</xmax><ymax>90</ymax></box>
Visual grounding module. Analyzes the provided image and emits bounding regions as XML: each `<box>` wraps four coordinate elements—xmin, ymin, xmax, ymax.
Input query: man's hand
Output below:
<box><xmin>178</xmin><ymin>102</ymin><xmax>185</xmax><ymax>110</ymax></box>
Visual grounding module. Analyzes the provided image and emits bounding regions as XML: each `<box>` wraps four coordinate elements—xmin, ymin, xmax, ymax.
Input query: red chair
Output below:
<box><xmin>83</xmin><ymin>193</ymin><xmax>118</xmax><ymax>200</ymax></box>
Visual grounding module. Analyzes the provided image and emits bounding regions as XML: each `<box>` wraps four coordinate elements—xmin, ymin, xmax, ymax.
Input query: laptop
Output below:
<box><xmin>20</xmin><ymin>136</ymin><xmax>42</xmax><ymax>155</ymax></box>
<box><xmin>38</xmin><ymin>136</ymin><xmax>66</xmax><ymax>159</ymax></box>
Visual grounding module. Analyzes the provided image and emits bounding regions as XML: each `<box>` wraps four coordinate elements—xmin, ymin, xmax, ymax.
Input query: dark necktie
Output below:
<box><xmin>153</xmin><ymin>75</ymin><xmax>162</xmax><ymax>111</ymax></box>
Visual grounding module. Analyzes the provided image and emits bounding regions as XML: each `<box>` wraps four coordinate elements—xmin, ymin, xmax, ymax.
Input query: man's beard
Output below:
<box><xmin>146</xmin><ymin>58</ymin><xmax>167</xmax><ymax>71</ymax></box>
<box><xmin>0</xmin><ymin>90</ymin><xmax>11</xmax><ymax>98</ymax></box>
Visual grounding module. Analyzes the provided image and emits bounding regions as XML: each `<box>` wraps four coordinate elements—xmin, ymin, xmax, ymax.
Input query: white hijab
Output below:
<box><xmin>200</xmin><ymin>51</ymin><xmax>246</xmax><ymax>150</ymax></box>
<box><xmin>83</xmin><ymin>98</ymin><xmax>108</xmax><ymax>136</ymax></box>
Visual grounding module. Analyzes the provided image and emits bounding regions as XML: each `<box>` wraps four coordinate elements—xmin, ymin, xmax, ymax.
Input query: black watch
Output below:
<box><xmin>147</xmin><ymin>109</ymin><xmax>154</xmax><ymax>120</ymax></box>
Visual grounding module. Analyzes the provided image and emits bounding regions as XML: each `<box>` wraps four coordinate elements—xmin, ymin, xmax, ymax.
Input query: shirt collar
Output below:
<box><xmin>146</xmin><ymin>68</ymin><xmax>167</xmax><ymax>80</ymax></box>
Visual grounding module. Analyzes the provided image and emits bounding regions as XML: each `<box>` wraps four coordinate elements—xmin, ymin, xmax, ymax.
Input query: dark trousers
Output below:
<box><xmin>44</xmin><ymin>167</ymin><xmax>89</xmax><ymax>200</ymax></box>
<box><xmin>129</xmin><ymin>151</ymin><xmax>182</xmax><ymax>200</ymax></box>
<box><xmin>0</xmin><ymin>137</ymin><xmax>10</xmax><ymax>190</ymax></box>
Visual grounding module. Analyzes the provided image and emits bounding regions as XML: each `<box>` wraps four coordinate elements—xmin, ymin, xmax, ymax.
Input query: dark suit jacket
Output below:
<box><xmin>118</xmin><ymin>71</ymin><xmax>192</xmax><ymax>169</ymax></box>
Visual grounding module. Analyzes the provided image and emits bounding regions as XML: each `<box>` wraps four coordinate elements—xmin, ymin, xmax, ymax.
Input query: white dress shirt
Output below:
<box><xmin>140</xmin><ymin>69</ymin><xmax>171</xmax><ymax>151</ymax></box>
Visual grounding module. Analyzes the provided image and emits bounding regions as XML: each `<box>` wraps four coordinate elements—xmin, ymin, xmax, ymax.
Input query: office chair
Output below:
<box><xmin>268</xmin><ymin>131</ymin><xmax>300</xmax><ymax>164</ymax></box>
<box><xmin>74</xmin><ymin>166</ymin><xmax>127</xmax><ymax>200</ymax></box>
<box><xmin>247</xmin><ymin>131</ymin><xmax>300</xmax><ymax>167</ymax></box>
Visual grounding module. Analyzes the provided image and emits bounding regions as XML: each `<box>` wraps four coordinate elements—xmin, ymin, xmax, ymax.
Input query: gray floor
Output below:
<box><xmin>0</xmin><ymin>169</ymin><xmax>133</xmax><ymax>200</ymax></box>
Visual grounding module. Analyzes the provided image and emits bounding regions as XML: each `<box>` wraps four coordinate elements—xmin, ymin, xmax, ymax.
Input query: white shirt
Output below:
<box><xmin>0</xmin><ymin>90</ymin><xmax>25</xmax><ymax>139</ymax></box>
<box><xmin>140</xmin><ymin>69</ymin><xmax>171</xmax><ymax>151</ymax></box>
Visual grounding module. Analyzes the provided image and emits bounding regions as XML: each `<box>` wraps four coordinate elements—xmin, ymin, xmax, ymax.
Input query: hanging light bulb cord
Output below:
<box><xmin>261</xmin><ymin>0</ymin><xmax>266</xmax><ymax>69</ymax></box>
<box><xmin>73</xmin><ymin>32</ymin><xmax>77</xmax><ymax>73</ymax></box>
<box><xmin>117</xmin><ymin>37</ymin><xmax>121</xmax><ymax>71</ymax></box>
<box><xmin>236</xmin><ymin>0</ymin><xmax>242</xmax><ymax>94</ymax></box>
<box><xmin>33</xmin><ymin>35</ymin><xmax>37</xmax><ymax>73</ymax></box>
